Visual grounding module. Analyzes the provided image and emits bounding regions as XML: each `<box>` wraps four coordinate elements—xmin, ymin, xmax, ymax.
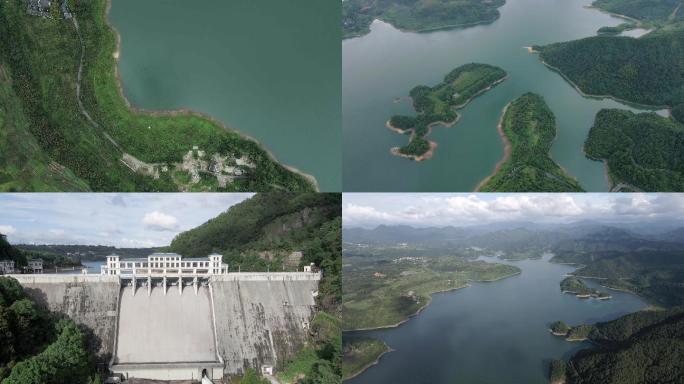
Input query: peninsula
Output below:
<box><xmin>0</xmin><ymin>0</ymin><xmax>316</xmax><ymax>192</ymax></box>
<box><xmin>387</xmin><ymin>63</ymin><xmax>507</xmax><ymax>161</ymax></box>
<box><xmin>560</xmin><ymin>277</ymin><xmax>611</xmax><ymax>300</ymax></box>
<box><xmin>342</xmin><ymin>0</ymin><xmax>506</xmax><ymax>38</ymax></box>
<box><xmin>477</xmin><ymin>93</ymin><xmax>585</xmax><ymax>192</ymax></box>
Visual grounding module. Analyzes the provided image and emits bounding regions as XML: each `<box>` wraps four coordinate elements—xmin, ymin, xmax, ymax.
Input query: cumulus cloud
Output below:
<box><xmin>142</xmin><ymin>211</ymin><xmax>179</xmax><ymax>231</ymax></box>
<box><xmin>0</xmin><ymin>225</ymin><xmax>17</xmax><ymax>235</ymax></box>
<box><xmin>343</xmin><ymin>193</ymin><xmax>684</xmax><ymax>228</ymax></box>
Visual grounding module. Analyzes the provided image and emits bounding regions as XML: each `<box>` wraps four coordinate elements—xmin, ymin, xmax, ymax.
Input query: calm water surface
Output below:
<box><xmin>344</xmin><ymin>256</ymin><xmax>647</xmax><ymax>383</ymax></box>
<box><xmin>343</xmin><ymin>0</ymin><xmax>664</xmax><ymax>191</ymax></box>
<box><xmin>109</xmin><ymin>0</ymin><xmax>341</xmax><ymax>191</ymax></box>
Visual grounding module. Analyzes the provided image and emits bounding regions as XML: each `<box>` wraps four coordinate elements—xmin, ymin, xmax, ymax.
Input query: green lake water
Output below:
<box><xmin>343</xmin><ymin>0</ymin><xmax>665</xmax><ymax>191</ymax></box>
<box><xmin>109</xmin><ymin>0</ymin><xmax>341</xmax><ymax>191</ymax></box>
<box><xmin>344</xmin><ymin>255</ymin><xmax>648</xmax><ymax>383</ymax></box>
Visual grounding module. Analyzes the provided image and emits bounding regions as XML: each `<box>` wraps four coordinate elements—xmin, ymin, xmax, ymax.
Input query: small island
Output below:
<box><xmin>560</xmin><ymin>277</ymin><xmax>611</xmax><ymax>299</ymax></box>
<box><xmin>387</xmin><ymin>63</ymin><xmax>507</xmax><ymax>161</ymax></box>
<box><xmin>548</xmin><ymin>320</ymin><xmax>595</xmax><ymax>341</ymax></box>
<box><xmin>549</xmin><ymin>320</ymin><xmax>571</xmax><ymax>336</ymax></box>
<box><xmin>342</xmin><ymin>338</ymin><xmax>391</xmax><ymax>380</ymax></box>
<box><xmin>477</xmin><ymin>93</ymin><xmax>585</xmax><ymax>192</ymax></box>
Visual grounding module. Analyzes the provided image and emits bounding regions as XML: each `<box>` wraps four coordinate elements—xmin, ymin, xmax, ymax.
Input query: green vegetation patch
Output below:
<box><xmin>560</xmin><ymin>277</ymin><xmax>611</xmax><ymax>299</ymax></box>
<box><xmin>388</xmin><ymin>63</ymin><xmax>507</xmax><ymax>160</ymax></box>
<box><xmin>536</xmin><ymin>27</ymin><xmax>684</xmax><ymax>107</ymax></box>
<box><xmin>0</xmin><ymin>277</ymin><xmax>100</xmax><ymax>383</ymax></box>
<box><xmin>592</xmin><ymin>0</ymin><xmax>684</xmax><ymax>23</ymax></box>
<box><xmin>342</xmin><ymin>255</ymin><xmax>520</xmax><ymax>330</ymax></box>
<box><xmin>342</xmin><ymin>338</ymin><xmax>390</xmax><ymax>380</ymax></box>
<box><xmin>0</xmin><ymin>0</ymin><xmax>314</xmax><ymax>191</ymax></box>
<box><xmin>478</xmin><ymin>93</ymin><xmax>584</xmax><ymax>192</ymax></box>
<box><xmin>584</xmin><ymin>109</ymin><xmax>684</xmax><ymax>191</ymax></box>
<box><xmin>550</xmin><ymin>320</ymin><xmax>571</xmax><ymax>335</ymax></box>
<box><xmin>557</xmin><ymin>308</ymin><xmax>684</xmax><ymax>384</ymax></box>
<box><xmin>342</xmin><ymin>0</ymin><xmax>506</xmax><ymax>38</ymax></box>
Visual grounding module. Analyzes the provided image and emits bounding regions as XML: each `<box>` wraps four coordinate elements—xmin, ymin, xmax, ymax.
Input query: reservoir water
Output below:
<box><xmin>343</xmin><ymin>0</ymin><xmax>664</xmax><ymax>191</ymax></box>
<box><xmin>344</xmin><ymin>256</ymin><xmax>648</xmax><ymax>383</ymax></box>
<box><xmin>108</xmin><ymin>0</ymin><xmax>341</xmax><ymax>191</ymax></box>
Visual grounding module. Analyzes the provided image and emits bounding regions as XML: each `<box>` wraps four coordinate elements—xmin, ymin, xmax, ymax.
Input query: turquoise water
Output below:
<box><xmin>109</xmin><ymin>0</ymin><xmax>341</xmax><ymax>191</ymax></box>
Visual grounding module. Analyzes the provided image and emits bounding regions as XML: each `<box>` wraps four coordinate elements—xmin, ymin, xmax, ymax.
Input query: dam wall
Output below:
<box><xmin>211</xmin><ymin>272</ymin><xmax>320</xmax><ymax>374</ymax></box>
<box><xmin>11</xmin><ymin>272</ymin><xmax>320</xmax><ymax>378</ymax></box>
<box><xmin>10</xmin><ymin>274</ymin><xmax>120</xmax><ymax>362</ymax></box>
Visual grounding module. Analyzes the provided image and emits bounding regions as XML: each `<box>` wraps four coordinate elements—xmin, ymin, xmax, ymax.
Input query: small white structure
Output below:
<box><xmin>0</xmin><ymin>260</ymin><xmax>15</xmax><ymax>274</ymax></box>
<box><xmin>27</xmin><ymin>259</ymin><xmax>43</xmax><ymax>274</ymax></box>
<box><xmin>303</xmin><ymin>263</ymin><xmax>316</xmax><ymax>273</ymax></box>
<box><xmin>261</xmin><ymin>365</ymin><xmax>274</xmax><ymax>376</ymax></box>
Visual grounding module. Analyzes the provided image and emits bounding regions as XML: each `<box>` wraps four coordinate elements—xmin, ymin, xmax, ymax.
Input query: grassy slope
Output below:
<box><xmin>342</xmin><ymin>0</ymin><xmax>506</xmax><ymax>39</ymax></box>
<box><xmin>389</xmin><ymin>63</ymin><xmax>507</xmax><ymax>157</ymax></box>
<box><xmin>479</xmin><ymin>93</ymin><xmax>584</xmax><ymax>192</ymax></box>
<box><xmin>584</xmin><ymin>109</ymin><xmax>684</xmax><ymax>191</ymax></box>
<box><xmin>342</xmin><ymin>257</ymin><xmax>520</xmax><ymax>330</ymax></box>
<box><xmin>0</xmin><ymin>62</ymin><xmax>89</xmax><ymax>191</ymax></box>
<box><xmin>0</xmin><ymin>0</ymin><xmax>314</xmax><ymax>191</ymax></box>
<box><xmin>342</xmin><ymin>338</ymin><xmax>390</xmax><ymax>380</ymax></box>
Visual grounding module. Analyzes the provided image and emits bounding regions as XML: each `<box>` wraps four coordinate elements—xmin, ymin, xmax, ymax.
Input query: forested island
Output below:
<box><xmin>342</xmin><ymin>338</ymin><xmax>390</xmax><ymax>380</ymax></box>
<box><xmin>560</xmin><ymin>277</ymin><xmax>611</xmax><ymax>300</ymax></box>
<box><xmin>387</xmin><ymin>63</ymin><xmax>507</xmax><ymax>161</ymax></box>
<box><xmin>477</xmin><ymin>93</ymin><xmax>585</xmax><ymax>192</ymax></box>
<box><xmin>549</xmin><ymin>308</ymin><xmax>684</xmax><ymax>384</ymax></box>
<box><xmin>0</xmin><ymin>0</ymin><xmax>316</xmax><ymax>192</ymax></box>
<box><xmin>342</xmin><ymin>0</ymin><xmax>505</xmax><ymax>38</ymax></box>
<box><xmin>584</xmin><ymin>109</ymin><xmax>684</xmax><ymax>191</ymax></box>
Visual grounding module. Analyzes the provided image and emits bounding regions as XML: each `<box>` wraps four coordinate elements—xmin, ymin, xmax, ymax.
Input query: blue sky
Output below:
<box><xmin>0</xmin><ymin>193</ymin><xmax>253</xmax><ymax>247</ymax></box>
<box><xmin>343</xmin><ymin>193</ymin><xmax>684</xmax><ymax>228</ymax></box>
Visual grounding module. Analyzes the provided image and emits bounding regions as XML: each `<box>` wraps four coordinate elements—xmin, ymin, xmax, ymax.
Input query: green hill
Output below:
<box><xmin>342</xmin><ymin>0</ymin><xmax>505</xmax><ymax>38</ymax></box>
<box><xmin>0</xmin><ymin>0</ymin><xmax>315</xmax><ymax>192</ymax></box>
<box><xmin>553</xmin><ymin>308</ymin><xmax>684</xmax><ymax>384</ymax></box>
<box><xmin>478</xmin><ymin>93</ymin><xmax>584</xmax><ymax>192</ymax></box>
<box><xmin>584</xmin><ymin>109</ymin><xmax>684</xmax><ymax>191</ymax></box>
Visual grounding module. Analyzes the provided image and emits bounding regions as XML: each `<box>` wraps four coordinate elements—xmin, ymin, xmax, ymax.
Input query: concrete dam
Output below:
<box><xmin>12</xmin><ymin>271</ymin><xmax>320</xmax><ymax>381</ymax></box>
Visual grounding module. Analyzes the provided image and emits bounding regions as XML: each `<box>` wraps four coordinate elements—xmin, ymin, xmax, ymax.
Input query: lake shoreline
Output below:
<box><xmin>104</xmin><ymin>0</ymin><xmax>320</xmax><ymax>191</ymax></box>
<box><xmin>343</xmin><ymin>344</ymin><xmax>394</xmax><ymax>381</ymax></box>
<box><xmin>475</xmin><ymin>102</ymin><xmax>512</xmax><ymax>191</ymax></box>
<box><xmin>344</xmin><ymin>270</ymin><xmax>522</xmax><ymax>332</ymax></box>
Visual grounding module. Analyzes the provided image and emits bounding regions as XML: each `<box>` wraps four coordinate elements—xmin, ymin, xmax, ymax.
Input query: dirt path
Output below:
<box><xmin>475</xmin><ymin>102</ymin><xmax>512</xmax><ymax>191</ymax></box>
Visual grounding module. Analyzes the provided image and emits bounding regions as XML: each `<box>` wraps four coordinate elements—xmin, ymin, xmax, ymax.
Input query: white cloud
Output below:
<box><xmin>343</xmin><ymin>193</ymin><xmax>684</xmax><ymax>228</ymax></box>
<box><xmin>142</xmin><ymin>211</ymin><xmax>179</xmax><ymax>231</ymax></box>
<box><xmin>0</xmin><ymin>225</ymin><xmax>17</xmax><ymax>235</ymax></box>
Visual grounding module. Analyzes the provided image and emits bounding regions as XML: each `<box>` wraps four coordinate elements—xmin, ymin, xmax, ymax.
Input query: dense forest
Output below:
<box><xmin>0</xmin><ymin>0</ymin><xmax>315</xmax><ymax>192</ymax></box>
<box><xmin>537</xmin><ymin>28</ymin><xmax>684</xmax><ymax>107</ymax></box>
<box><xmin>584</xmin><ymin>109</ymin><xmax>684</xmax><ymax>191</ymax></box>
<box><xmin>170</xmin><ymin>193</ymin><xmax>342</xmax><ymax>383</ymax></box>
<box><xmin>0</xmin><ymin>276</ymin><xmax>100</xmax><ymax>383</ymax></box>
<box><xmin>551</xmin><ymin>308</ymin><xmax>684</xmax><ymax>384</ymax></box>
<box><xmin>342</xmin><ymin>0</ymin><xmax>505</xmax><ymax>38</ymax></box>
<box><xmin>478</xmin><ymin>93</ymin><xmax>584</xmax><ymax>192</ymax></box>
<box><xmin>592</xmin><ymin>0</ymin><xmax>684</xmax><ymax>23</ymax></box>
<box><xmin>388</xmin><ymin>63</ymin><xmax>507</xmax><ymax>159</ymax></box>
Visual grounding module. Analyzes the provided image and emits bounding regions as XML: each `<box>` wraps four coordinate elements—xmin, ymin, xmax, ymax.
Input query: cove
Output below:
<box><xmin>342</xmin><ymin>0</ymin><xmax>664</xmax><ymax>192</ymax></box>
<box><xmin>344</xmin><ymin>256</ymin><xmax>647</xmax><ymax>383</ymax></box>
<box><xmin>108</xmin><ymin>0</ymin><xmax>341</xmax><ymax>191</ymax></box>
